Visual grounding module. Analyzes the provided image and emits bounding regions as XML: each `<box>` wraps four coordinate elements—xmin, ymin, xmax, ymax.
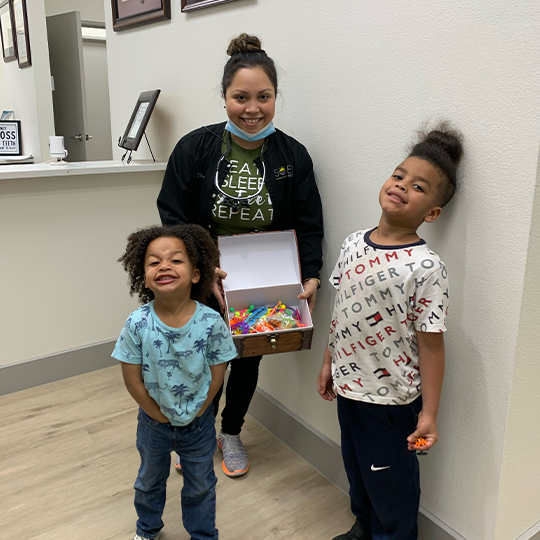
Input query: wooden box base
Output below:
<box><xmin>232</xmin><ymin>321</ymin><xmax>313</xmax><ymax>358</ymax></box>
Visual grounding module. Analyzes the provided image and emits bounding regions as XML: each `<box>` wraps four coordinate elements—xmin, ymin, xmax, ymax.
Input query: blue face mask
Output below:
<box><xmin>225</xmin><ymin>120</ymin><xmax>276</xmax><ymax>142</ymax></box>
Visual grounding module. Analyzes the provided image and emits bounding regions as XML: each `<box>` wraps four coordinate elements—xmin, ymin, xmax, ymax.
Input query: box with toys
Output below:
<box><xmin>218</xmin><ymin>231</ymin><xmax>314</xmax><ymax>358</ymax></box>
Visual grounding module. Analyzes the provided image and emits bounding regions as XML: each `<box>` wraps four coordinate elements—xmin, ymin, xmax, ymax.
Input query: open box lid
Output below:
<box><xmin>218</xmin><ymin>231</ymin><xmax>301</xmax><ymax>292</ymax></box>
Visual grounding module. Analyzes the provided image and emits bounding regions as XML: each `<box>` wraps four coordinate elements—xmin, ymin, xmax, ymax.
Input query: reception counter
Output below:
<box><xmin>1</xmin><ymin>159</ymin><xmax>168</xmax><ymax>389</ymax></box>
<box><xmin>0</xmin><ymin>159</ymin><xmax>166</xmax><ymax>180</ymax></box>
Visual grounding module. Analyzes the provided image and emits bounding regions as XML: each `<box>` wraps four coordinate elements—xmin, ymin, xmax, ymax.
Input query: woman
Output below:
<box><xmin>157</xmin><ymin>33</ymin><xmax>323</xmax><ymax>477</ymax></box>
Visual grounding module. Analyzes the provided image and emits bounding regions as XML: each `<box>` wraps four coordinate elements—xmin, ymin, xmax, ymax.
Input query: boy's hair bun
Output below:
<box><xmin>422</xmin><ymin>123</ymin><xmax>463</xmax><ymax>166</ymax></box>
<box><xmin>227</xmin><ymin>33</ymin><xmax>262</xmax><ymax>56</ymax></box>
<box><xmin>409</xmin><ymin>121</ymin><xmax>464</xmax><ymax>207</ymax></box>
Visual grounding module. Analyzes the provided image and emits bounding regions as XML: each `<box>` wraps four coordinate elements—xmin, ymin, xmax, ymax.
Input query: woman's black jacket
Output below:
<box><xmin>157</xmin><ymin>122</ymin><xmax>324</xmax><ymax>281</ymax></box>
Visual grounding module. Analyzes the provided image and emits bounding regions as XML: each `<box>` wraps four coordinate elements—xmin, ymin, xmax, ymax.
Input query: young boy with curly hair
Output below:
<box><xmin>113</xmin><ymin>224</ymin><xmax>237</xmax><ymax>540</ymax></box>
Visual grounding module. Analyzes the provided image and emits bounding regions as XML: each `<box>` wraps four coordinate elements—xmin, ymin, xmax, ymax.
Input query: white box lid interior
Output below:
<box><xmin>218</xmin><ymin>231</ymin><xmax>301</xmax><ymax>292</ymax></box>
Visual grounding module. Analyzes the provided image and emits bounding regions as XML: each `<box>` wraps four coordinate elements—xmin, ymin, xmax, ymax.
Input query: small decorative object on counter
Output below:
<box><xmin>118</xmin><ymin>89</ymin><xmax>161</xmax><ymax>164</ymax></box>
<box><xmin>0</xmin><ymin>119</ymin><xmax>21</xmax><ymax>156</ymax></box>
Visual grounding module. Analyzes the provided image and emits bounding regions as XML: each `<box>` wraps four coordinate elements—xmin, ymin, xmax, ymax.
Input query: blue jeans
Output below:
<box><xmin>134</xmin><ymin>406</ymin><xmax>218</xmax><ymax>540</ymax></box>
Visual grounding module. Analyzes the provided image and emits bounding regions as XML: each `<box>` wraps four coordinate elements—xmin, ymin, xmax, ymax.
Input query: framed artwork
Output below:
<box><xmin>118</xmin><ymin>89</ymin><xmax>161</xmax><ymax>152</ymax></box>
<box><xmin>181</xmin><ymin>0</ymin><xmax>240</xmax><ymax>12</ymax></box>
<box><xmin>0</xmin><ymin>120</ymin><xmax>22</xmax><ymax>156</ymax></box>
<box><xmin>11</xmin><ymin>0</ymin><xmax>29</xmax><ymax>68</ymax></box>
<box><xmin>0</xmin><ymin>0</ymin><xmax>16</xmax><ymax>62</ymax></box>
<box><xmin>111</xmin><ymin>0</ymin><xmax>171</xmax><ymax>32</ymax></box>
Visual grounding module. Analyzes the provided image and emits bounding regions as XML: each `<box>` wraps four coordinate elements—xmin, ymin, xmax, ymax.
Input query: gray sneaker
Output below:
<box><xmin>218</xmin><ymin>430</ymin><xmax>249</xmax><ymax>477</ymax></box>
<box><xmin>174</xmin><ymin>453</ymin><xmax>182</xmax><ymax>473</ymax></box>
<box><xmin>332</xmin><ymin>520</ymin><xmax>370</xmax><ymax>540</ymax></box>
<box><xmin>134</xmin><ymin>534</ymin><xmax>159</xmax><ymax>540</ymax></box>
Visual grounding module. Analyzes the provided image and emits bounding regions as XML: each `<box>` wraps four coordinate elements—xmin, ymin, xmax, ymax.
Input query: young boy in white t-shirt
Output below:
<box><xmin>318</xmin><ymin>124</ymin><xmax>463</xmax><ymax>540</ymax></box>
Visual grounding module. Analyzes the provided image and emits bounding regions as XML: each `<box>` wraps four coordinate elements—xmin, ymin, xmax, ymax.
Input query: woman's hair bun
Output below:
<box><xmin>221</xmin><ymin>33</ymin><xmax>276</xmax><ymax>95</ymax></box>
<box><xmin>227</xmin><ymin>33</ymin><xmax>262</xmax><ymax>56</ymax></box>
<box><xmin>422</xmin><ymin>122</ymin><xmax>463</xmax><ymax>166</ymax></box>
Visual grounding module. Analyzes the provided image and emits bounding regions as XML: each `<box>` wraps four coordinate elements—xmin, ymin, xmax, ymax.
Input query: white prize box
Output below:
<box><xmin>218</xmin><ymin>231</ymin><xmax>314</xmax><ymax>358</ymax></box>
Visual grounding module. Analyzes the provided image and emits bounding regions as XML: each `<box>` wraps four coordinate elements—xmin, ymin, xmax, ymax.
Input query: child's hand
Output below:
<box><xmin>317</xmin><ymin>363</ymin><xmax>336</xmax><ymax>401</ymax></box>
<box><xmin>213</xmin><ymin>267</ymin><xmax>227</xmax><ymax>311</ymax></box>
<box><xmin>150</xmin><ymin>410</ymin><xmax>171</xmax><ymax>424</ymax></box>
<box><xmin>407</xmin><ymin>410</ymin><xmax>439</xmax><ymax>451</ymax></box>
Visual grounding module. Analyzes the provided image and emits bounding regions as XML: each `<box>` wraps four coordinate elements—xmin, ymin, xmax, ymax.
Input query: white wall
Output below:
<box><xmin>45</xmin><ymin>0</ymin><xmax>104</xmax><ymax>22</ymax></box>
<box><xmin>3</xmin><ymin>0</ymin><xmax>54</xmax><ymax>161</ymax></box>
<box><xmin>0</xmin><ymin>171</ymin><xmax>162</xmax><ymax>365</ymax></box>
<box><xmin>104</xmin><ymin>2</ymin><xmax>540</xmax><ymax>538</ymax></box>
<box><xmin>494</xmin><ymin>166</ymin><xmax>540</xmax><ymax>540</ymax></box>
<box><xmin>0</xmin><ymin>60</ymin><xmax>12</xmax><ymax>110</ymax></box>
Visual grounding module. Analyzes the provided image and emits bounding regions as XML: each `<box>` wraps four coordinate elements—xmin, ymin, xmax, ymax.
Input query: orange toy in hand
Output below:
<box><xmin>415</xmin><ymin>438</ymin><xmax>427</xmax><ymax>448</ymax></box>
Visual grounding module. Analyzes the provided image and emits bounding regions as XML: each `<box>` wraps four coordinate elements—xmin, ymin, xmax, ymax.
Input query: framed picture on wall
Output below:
<box><xmin>181</xmin><ymin>0</ymin><xmax>240</xmax><ymax>12</ymax></box>
<box><xmin>0</xmin><ymin>0</ymin><xmax>17</xmax><ymax>62</ymax></box>
<box><xmin>111</xmin><ymin>0</ymin><xmax>171</xmax><ymax>32</ymax></box>
<box><xmin>11</xmin><ymin>0</ymin><xmax>29</xmax><ymax>68</ymax></box>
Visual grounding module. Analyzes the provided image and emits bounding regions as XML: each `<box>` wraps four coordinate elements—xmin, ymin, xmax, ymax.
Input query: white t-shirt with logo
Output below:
<box><xmin>328</xmin><ymin>228</ymin><xmax>449</xmax><ymax>405</ymax></box>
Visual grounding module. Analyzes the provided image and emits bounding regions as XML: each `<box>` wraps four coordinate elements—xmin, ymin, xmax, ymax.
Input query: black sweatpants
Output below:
<box><xmin>337</xmin><ymin>394</ymin><xmax>423</xmax><ymax>540</ymax></box>
<box><xmin>212</xmin><ymin>355</ymin><xmax>262</xmax><ymax>436</ymax></box>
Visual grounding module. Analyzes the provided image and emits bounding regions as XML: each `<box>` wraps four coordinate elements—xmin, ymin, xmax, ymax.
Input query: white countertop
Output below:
<box><xmin>0</xmin><ymin>159</ymin><xmax>167</xmax><ymax>180</ymax></box>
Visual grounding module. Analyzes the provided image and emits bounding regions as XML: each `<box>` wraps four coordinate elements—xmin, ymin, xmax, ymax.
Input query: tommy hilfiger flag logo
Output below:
<box><xmin>374</xmin><ymin>368</ymin><xmax>391</xmax><ymax>379</ymax></box>
<box><xmin>366</xmin><ymin>312</ymin><xmax>383</xmax><ymax>326</ymax></box>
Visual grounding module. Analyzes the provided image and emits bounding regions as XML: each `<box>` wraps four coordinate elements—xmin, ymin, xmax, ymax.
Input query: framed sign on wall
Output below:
<box><xmin>0</xmin><ymin>0</ymin><xmax>17</xmax><ymax>62</ymax></box>
<box><xmin>111</xmin><ymin>0</ymin><xmax>171</xmax><ymax>31</ymax></box>
<box><xmin>11</xmin><ymin>0</ymin><xmax>30</xmax><ymax>68</ymax></box>
<box><xmin>181</xmin><ymin>0</ymin><xmax>240</xmax><ymax>12</ymax></box>
<box><xmin>0</xmin><ymin>120</ymin><xmax>21</xmax><ymax>155</ymax></box>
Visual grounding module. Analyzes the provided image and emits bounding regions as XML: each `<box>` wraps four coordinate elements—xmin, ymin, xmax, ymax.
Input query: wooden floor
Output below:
<box><xmin>0</xmin><ymin>366</ymin><xmax>352</xmax><ymax>540</ymax></box>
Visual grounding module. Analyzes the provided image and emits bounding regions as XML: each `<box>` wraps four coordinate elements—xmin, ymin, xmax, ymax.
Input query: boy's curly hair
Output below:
<box><xmin>118</xmin><ymin>224</ymin><xmax>219</xmax><ymax>305</ymax></box>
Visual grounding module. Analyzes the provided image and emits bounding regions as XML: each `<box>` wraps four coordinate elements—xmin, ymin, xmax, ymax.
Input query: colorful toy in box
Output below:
<box><xmin>228</xmin><ymin>302</ymin><xmax>306</xmax><ymax>335</ymax></box>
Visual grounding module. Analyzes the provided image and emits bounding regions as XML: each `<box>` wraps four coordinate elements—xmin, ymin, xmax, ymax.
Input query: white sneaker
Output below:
<box><xmin>134</xmin><ymin>534</ymin><xmax>159</xmax><ymax>540</ymax></box>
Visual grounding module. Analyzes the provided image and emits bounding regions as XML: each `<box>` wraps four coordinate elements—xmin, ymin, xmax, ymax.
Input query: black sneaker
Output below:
<box><xmin>332</xmin><ymin>520</ymin><xmax>370</xmax><ymax>540</ymax></box>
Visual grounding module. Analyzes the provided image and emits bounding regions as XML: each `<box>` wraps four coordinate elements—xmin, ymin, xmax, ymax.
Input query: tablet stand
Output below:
<box><xmin>119</xmin><ymin>132</ymin><xmax>155</xmax><ymax>164</ymax></box>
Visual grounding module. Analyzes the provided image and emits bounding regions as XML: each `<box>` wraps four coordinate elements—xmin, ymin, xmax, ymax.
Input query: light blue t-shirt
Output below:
<box><xmin>112</xmin><ymin>300</ymin><xmax>237</xmax><ymax>426</ymax></box>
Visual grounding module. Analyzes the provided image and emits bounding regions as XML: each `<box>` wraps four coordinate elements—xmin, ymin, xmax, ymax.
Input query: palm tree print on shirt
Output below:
<box><xmin>153</xmin><ymin>339</ymin><xmax>164</xmax><ymax>357</ymax></box>
<box><xmin>207</xmin><ymin>350</ymin><xmax>221</xmax><ymax>363</ymax></box>
<box><xmin>162</xmin><ymin>331</ymin><xmax>181</xmax><ymax>354</ymax></box>
<box><xmin>185</xmin><ymin>392</ymin><xmax>196</xmax><ymax>414</ymax></box>
<box><xmin>172</xmin><ymin>383</ymin><xmax>188</xmax><ymax>407</ymax></box>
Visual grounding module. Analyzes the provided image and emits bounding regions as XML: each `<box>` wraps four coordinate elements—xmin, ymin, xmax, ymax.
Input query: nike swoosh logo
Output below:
<box><xmin>371</xmin><ymin>464</ymin><xmax>391</xmax><ymax>471</ymax></box>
